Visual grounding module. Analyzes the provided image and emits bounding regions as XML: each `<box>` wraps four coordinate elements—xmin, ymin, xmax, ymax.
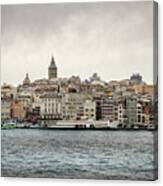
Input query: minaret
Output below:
<box><xmin>23</xmin><ymin>73</ymin><xmax>31</xmax><ymax>86</ymax></box>
<box><xmin>48</xmin><ymin>56</ymin><xmax>57</xmax><ymax>80</ymax></box>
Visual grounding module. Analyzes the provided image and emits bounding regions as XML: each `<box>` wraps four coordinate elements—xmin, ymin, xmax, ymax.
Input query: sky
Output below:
<box><xmin>1</xmin><ymin>1</ymin><xmax>154</xmax><ymax>86</ymax></box>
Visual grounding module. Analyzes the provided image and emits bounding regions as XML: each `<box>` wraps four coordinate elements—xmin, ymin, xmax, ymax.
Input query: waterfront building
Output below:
<box><xmin>1</xmin><ymin>97</ymin><xmax>12</xmax><ymax>121</ymax></box>
<box><xmin>125</xmin><ymin>96</ymin><xmax>137</xmax><ymax>127</ymax></box>
<box><xmin>83</xmin><ymin>100</ymin><xmax>96</xmax><ymax>120</ymax></box>
<box><xmin>48</xmin><ymin>56</ymin><xmax>57</xmax><ymax>80</ymax></box>
<box><xmin>27</xmin><ymin>94</ymin><xmax>41</xmax><ymax>122</ymax></box>
<box><xmin>117</xmin><ymin>102</ymin><xmax>126</xmax><ymax>124</ymax></box>
<box><xmin>136</xmin><ymin>102</ymin><xmax>145</xmax><ymax>126</ymax></box>
<box><xmin>137</xmin><ymin>98</ymin><xmax>154</xmax><ymax>127</ymax></box>
<box><xmin>93</xmin><ymin>94</ymin><xmax>103</xmax><ymax>120</ymax></box>
<box><xmin>16</xmin><ymin>92</ymin><xmax>33</xmax><ymax>118</ymax></box>
<box><xmin>14</xmin><ymin>91</ymin><xmax>31</xmax><ymax>113</ymax></box>
<box><xmin>11</xmin><ymin>100</ymin><xmax>28</xmax><ymax>121</ymax></box>
<box><xmin>40</xmin><ymin>93</ymin><xmax>62</xmax><ymax>120</ymax></box>
<box><xmin>62</xmin><ymin>93</ymin><xmax>84</xmax><ymax>120</ymax></box>
<box><xmin>101</xmin><ymin>95</ymin><xmax>115</xmax><ymax>121</ymax></box>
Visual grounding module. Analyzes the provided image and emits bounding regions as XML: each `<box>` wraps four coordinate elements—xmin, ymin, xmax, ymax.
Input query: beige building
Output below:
<box><xmin>11</xmin><ymin>100</ymin><xmax>27</xmax><ymax>120</ymax></box>
<box><xmin>62</xmin><ymin>93</ymin><xmax>84</xmax><ymax>120</ymax></box>
<box><xmin>1</xmin><ymin>97</ymin><xmax>12</xmax><ymax>120</ymax></box>
<box><xmin>133</xmin><ymin>84</ymin><xmax>154</xmax><ymax>96</ymax></box>
<box><xmin>1</xmin><ymin>83</ymin><xmax>17</xmax><ymax>99</ymax></box>
<box><xmin>61</xmin><ymin>93</ymin><xmax>92</xmax><ymax>120</ymax></box>
<box><xmin>83</xmin><ymin>100</ymin><xmax>96</xmax><ymax>120</ymax></box>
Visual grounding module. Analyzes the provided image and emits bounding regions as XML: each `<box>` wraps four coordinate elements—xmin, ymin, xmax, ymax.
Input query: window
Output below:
<box><xmin>138</xmin><ymin>115</ymin><xmax>141</xmax><ymax>122</ymax></box>
<box><xmin>142</xmin><ymin>116</ymin><xmax>145</xmax><ymax>123</ymax></box>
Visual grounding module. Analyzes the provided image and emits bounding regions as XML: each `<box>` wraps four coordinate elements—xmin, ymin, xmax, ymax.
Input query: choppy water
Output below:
<box><xmin>1</xmin><ymin>129</ymin><xmax>157</xmax><ymax>180</ymax></box>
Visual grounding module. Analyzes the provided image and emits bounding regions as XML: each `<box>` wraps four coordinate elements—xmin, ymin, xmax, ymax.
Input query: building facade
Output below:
<box><xmin>117</xmin><ymin>102</ymin><xmax>126</xmax><ymax>124</ymax></box>
<box><xmin>40</xmin><ymin>93</ymin><xmax>62</xmax><ymax>120</ymax></box>
<box><xmin>125</xmin><ymin>96</ymin><xmax>137</xmax><ymax>127</ymax></box>
<box><xmin>11</xmin><ymin>100</ymin><xmax>27</xmax><ymax>121</ymax></box>
<box><xmin>101</xmin><ymin>95</ymin><xmax>114</xmax><ymax>121</ymax></box>
<box><xmin>83</xmin><ymin>100</ymin><xmax>96</xmax><ymax>120</ymax></box>
<box><xmin>62</xmin><ymin>93</ymin><xmax>84</xmax><ymax>120</ymax></box>
<box><xmin>1</xmin><ymin>97</ymin><xmax>12</xmax><ymax>121</ymax></box>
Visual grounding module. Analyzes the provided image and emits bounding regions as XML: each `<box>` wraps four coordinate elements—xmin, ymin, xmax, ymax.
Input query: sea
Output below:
<box><xmin>1</xmin><ymin>129</ymin><xmax>158</xmax><ymax>180</ymax></box>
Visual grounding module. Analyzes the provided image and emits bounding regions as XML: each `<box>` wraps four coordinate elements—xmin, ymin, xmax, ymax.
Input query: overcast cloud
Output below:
<box><xmin>1</xmin><ymin>1</ymin><xmax>153</xmax><ymax>85</ymax></box>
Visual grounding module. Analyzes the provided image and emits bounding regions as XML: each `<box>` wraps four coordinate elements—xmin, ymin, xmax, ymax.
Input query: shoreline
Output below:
<box><xmin>1</xmin><ymin>127</ymin><xmax>157</xmax><ymax>131</ymax></box>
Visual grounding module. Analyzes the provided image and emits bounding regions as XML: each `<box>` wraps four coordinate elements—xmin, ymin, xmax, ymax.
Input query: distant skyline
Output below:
<box><xmin>1</xmin><ymin>1</ymin><xmax>154</xmax><ymax>86</ymax></box>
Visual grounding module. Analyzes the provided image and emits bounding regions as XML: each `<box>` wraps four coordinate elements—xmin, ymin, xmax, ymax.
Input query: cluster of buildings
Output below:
<box><xmin>1</xmin><ymin>56</ymin><xmax>157</xmax><ymax>128</ymax></box>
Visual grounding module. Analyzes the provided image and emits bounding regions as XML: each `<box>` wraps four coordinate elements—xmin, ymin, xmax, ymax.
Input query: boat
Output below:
<box><xmin>29</xmin><ymin>123</ymin><xmax>41</xmax><ymax>129</ymax></box>
<box><xmin>147</xmin><ymin>124</ymin><xmax>157</xmax><ymax>130</ymax></box>
<box><xmin>47</xmin><ymin>120</ymin><xmax>116</xmax><ymax>129</ymax></box>
<box><xmin>1</xmin><ymin>121</ymin><xmax>17</xmax><ymax>129</ymax></box>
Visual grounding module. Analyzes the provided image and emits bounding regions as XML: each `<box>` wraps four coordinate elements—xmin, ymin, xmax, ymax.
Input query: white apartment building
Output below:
<box><xmin>117</xmin><ymin>103</ymin><xmax>125</xmax><ymax>124</ymax></box>
<box><xmin>40</xmin><ymin>93</ymin><xmax>62</xmax><ymax>119</ymax></box>
<box><xmin>83</xmin><ymin>100</ymin><xmax>96</xmax><ymax>120</ymax></box>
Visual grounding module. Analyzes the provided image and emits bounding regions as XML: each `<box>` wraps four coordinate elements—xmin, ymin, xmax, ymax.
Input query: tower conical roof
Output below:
<box><xmin>49</xmin><ymin>56</ymin><xmax>56</xmax><ymax>68</ymax></box>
